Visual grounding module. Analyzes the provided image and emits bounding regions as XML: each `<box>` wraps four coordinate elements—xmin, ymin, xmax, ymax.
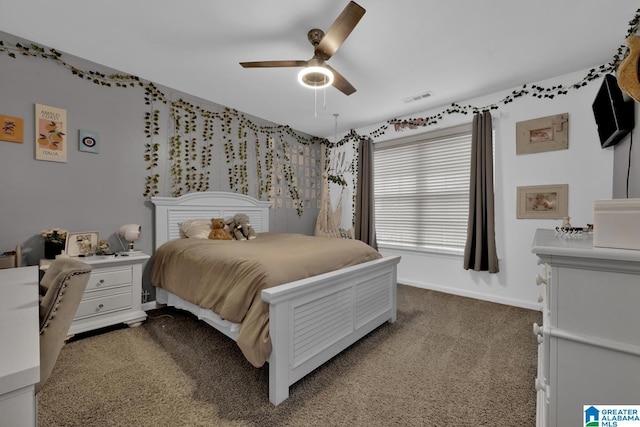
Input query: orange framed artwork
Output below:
<box><xmin>35</xmin><ymin>103</ymin><xmax>67</xmax><ymax>163</ymax></box>
<box><xmin>0</xmin><ymin>114</ymin><xmax>24</xmax><ymax>143</ymax></box>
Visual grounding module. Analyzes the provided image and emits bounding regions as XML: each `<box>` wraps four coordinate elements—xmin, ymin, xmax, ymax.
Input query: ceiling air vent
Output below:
<box><xmin>402</xmin><ymin>91</ymin><xmax>433</xmax><ymax>104</ymax></box>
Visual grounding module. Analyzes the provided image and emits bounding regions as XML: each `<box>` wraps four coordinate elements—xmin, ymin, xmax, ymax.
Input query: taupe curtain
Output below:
<box><xmin>355</xmin><ymin>138</ymin><xmax>377</xmax><ymax>250</ymax></box>
<box><xmin>464</xmin><ymin>111</ymin><xmax>499</xmax><ymax>272</ymax></box>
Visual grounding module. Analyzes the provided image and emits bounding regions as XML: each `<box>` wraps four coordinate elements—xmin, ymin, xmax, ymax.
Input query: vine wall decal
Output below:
<box><xmin>1</xmin><ymin>8</ymin><xmax>637</xmax><ymax>217</ymax></box>
<box><xmin>0</xmin><ymin>38</ymin><xmax>325</xmax><ymax>215</ymax></box>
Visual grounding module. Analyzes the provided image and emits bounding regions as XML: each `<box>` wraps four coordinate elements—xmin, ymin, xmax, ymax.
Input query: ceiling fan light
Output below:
<box><xmin>298</xmin><ymin>66</ymin><xmax>334</xmax><ymax>89</ymax></box>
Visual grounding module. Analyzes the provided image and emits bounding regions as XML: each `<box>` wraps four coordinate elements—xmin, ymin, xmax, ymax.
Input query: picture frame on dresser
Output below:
<box><xmin>65</xmin><ymin>231</ymin><xmax>99</xmax><ymax>256</ymax></box>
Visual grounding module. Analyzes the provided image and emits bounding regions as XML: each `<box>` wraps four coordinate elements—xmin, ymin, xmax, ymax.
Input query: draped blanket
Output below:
<box><xmin>150</xmin><ymin>232</ymin><xmax>381</xmax><ymax>367</ymax></box>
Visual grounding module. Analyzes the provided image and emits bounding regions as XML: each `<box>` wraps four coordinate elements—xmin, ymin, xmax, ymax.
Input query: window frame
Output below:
<box><xmin>373</xmin><ymin>123</ymin><xmax>473</xmax><ymax>256</ymax></box>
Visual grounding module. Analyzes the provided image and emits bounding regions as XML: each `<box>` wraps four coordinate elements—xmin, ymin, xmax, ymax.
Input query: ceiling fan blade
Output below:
<box><xmin>325</xmin><ymin>64</ymin><xmax>356</xmax><ymax>96</ymax></box>
<box><xmin>315</xmin><ymin>1</ymin><xmax>366</xmax><ymax>60</ymax></box>
<box><xmin>240</xmin><ymin>60</ymin><xmax>307</xmax><ymax>68</ymax></box>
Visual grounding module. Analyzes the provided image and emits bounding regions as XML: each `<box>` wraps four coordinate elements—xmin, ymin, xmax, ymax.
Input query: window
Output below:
<box><xmin>374</xmin><ymin>123</ymin><xmax>472</xmax><ymax>254</ymax></box>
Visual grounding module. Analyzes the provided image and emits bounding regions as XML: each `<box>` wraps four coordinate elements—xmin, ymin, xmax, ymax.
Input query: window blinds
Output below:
<box><xmin>374</xmin><ymin>124</ymin><xmax>472</xmax><ymax>252</ymax></box>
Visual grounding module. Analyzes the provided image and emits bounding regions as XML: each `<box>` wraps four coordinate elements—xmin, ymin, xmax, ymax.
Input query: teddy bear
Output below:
<box><xmin>208</xmin><ymin>218</ymin><xmax>232</xmax><ymax>240</ymax></box>
<box><xmin>231</xmin><ymin>213</ymin><xmax>257</xmax><ymax>240</ymax></box>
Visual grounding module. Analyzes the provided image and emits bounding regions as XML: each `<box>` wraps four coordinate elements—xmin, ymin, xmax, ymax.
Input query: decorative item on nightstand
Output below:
<box><xmin>95</xmin><ymin>240</ymin><xmax>113</xmax><ymax>256</ymax></box>
<box><xmin>41</xmin><ymin>228</ymin><xmax>68</xmax><ymax>259</ymax></box>
<box><xmin>117</xmin><ymin>224</ymin><xmax>141</xmax><ymax>254</ymax></box>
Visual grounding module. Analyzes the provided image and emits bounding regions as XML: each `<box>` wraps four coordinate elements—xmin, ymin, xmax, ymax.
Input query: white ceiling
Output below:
<box><xmin>0</xmin><ymin>1</ymin><xmax>637</xmax><ymax>138</ymax></box>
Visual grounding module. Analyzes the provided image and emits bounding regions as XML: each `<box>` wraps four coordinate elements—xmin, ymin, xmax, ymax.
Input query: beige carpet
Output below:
<box><xmin>38</xmin><ymin>285</ymin><xmax>541</xmax><ymax>427</ymax></box>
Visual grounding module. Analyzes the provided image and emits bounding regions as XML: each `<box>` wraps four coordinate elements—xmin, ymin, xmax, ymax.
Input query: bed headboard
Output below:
<box><xmin>151</xmin><ymin>191</ymin><xmax>271</xmax><ymax>248</ymax></box>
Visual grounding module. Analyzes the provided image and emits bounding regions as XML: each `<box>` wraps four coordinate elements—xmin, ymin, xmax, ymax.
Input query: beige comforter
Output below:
<box><xmin>150</xmin><ymin>232</ymin><xmax>381</xmax><ymax>367</ymax></box>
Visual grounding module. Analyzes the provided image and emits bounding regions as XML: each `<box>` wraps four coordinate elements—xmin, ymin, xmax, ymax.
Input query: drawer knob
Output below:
<box><xmin>537</xmin><ymin>294</ymin><xmax>543</xmax><ymax>303</ymax></box>
<box><xmin>535</xmin><ymin>377</ymin><xmax>546</xmax><ymax>392</ymax></box>
<box><xmin>96</xmin><ymin>279</ymin><xmax>105</xmax><ymax>287</ymax></box>
<box><xmin>532</xmin><ymin>323</ymin><xmax>543</xmax><ymax>335</ymax></box>
<box><xmin>96</xmin><ymin>304</ymin><xmax>104</xmax><ymax>312</ymax></box>
<box><xmin>535</xmin><ymin>274</ymin><xmax>546</xmax><ymax>286</ymax></box>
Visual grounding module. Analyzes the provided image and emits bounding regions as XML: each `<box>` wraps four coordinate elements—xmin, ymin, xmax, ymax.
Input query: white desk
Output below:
<box><xmin>0</xmin><ymin>266</ymin><xmax>39</xmax><ymax>427</ymax></box>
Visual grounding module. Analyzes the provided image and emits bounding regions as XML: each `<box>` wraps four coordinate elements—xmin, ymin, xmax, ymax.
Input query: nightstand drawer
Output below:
<box><xmin>64</xmin><ymin>252</ymin><xmax>149</xmax><ymax>336</ymax></box>
<box><xmin>86</xmin><ymin>267</ymin><xmax>132</xmax><ymax>292</ymax></box>
<box><xmin>75</xmin><ymin>290</ymin><xmax>132</xmax><ymax>319</ymax></box>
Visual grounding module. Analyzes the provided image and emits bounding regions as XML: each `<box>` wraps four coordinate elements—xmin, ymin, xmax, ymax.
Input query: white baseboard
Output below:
<box><xmin>398</xmin><ymin>278</ymin><xmax>541</xmax><ymax>311</ymax></box>
<box><xmin>141</xmin><ymin>301</ymin><xmax>157</xmax><ymax>311</ymax></box>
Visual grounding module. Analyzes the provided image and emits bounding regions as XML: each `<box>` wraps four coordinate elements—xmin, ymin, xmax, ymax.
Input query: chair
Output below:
<box><xmin>36</xmin><ymin>258</ymin><xmax>92</xmax><ymax>394</ymax></box>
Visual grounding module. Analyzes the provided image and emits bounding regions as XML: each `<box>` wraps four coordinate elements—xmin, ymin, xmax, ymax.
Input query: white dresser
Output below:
<box><xmin>531</xmin><ymin>229</ymin><xmax>640</xmax><ymax>427</ymax></box>
<box><xmin>41</xmin><ymin>253</ymin><xmax>149</xmax><ymax>335</ymax></box>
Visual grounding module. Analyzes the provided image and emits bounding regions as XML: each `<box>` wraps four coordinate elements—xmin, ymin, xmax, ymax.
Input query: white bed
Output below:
<box><xmin>151</xmin><ymin>191</ymin><xmax>400</xmax><ymax>405</ymax></box>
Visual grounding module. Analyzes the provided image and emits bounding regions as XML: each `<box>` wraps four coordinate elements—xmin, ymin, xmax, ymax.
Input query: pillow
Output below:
<box><xmin>179</xmin><ymin>219</ymin><xmax>212</xmax><ymax>239</ymax></box>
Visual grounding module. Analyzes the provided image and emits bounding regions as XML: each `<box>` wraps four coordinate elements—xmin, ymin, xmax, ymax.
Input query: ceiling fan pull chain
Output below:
<box><xmin>323</xmin><ymin>83</ymin><xmax>327</xmax><ymax>111</ymax></box>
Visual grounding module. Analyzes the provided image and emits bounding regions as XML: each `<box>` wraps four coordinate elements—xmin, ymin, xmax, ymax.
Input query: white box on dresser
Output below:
<box><xmin>593</xmin><ymin>198</ymin><xmax>640</xmax><ymax>250</ymax></box>
<box><xmin>531</xmin><ymin>229</ymin><xmax>640</xmax><ymax>427</ymax></box>
<box><xmin>40</xmin><ymin>253</ymin><xmax>150</xmax><ymax>335</ymax></box>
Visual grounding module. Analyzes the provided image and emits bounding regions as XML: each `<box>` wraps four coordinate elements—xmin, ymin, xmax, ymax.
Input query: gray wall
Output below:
<box><xmin>0</xmin><ymin>32</ymin><xmax>320</xmax><ymax>298</ymax></box>
<box><xmin>613</xmin><ymin>113</ymin><xmax>640</xmax><ymax>198</ymax></box>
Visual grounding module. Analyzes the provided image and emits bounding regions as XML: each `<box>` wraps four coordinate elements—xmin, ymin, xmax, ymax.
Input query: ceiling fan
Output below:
<box><xmin>239</xmin><ymin>1</ymin><xmax>366</xmax><ymax>96</ymax></box>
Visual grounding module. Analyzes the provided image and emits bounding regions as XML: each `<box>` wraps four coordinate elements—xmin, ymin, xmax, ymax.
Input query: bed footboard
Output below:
<box><xmin>261</xmin><ymin>255</ymin><xmax>401</xmax><ymax>405</ymax></box>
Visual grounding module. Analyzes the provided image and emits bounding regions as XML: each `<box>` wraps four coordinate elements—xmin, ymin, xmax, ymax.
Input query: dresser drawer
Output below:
<box><xmin>86</xmin><ymin>266</ymin><xmax>132</xmax><ymax>292</ymax></box>
<box><xmin>75</xmin><ymin>289</ymin><xmax>132</xmax><ymax>319</ymax></box>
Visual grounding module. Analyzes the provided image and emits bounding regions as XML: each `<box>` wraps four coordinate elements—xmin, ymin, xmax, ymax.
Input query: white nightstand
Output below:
<box><xmin>40</xmin><ymin>253</ymin><xmax>150</xmax><ymax>335</ymax></box>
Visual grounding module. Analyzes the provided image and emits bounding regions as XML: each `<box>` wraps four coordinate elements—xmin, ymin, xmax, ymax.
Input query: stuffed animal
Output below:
<box><xmin>223</xmin><ymin>217</ymin><xmax>235</xmax><ymax>237</ymax></box>
<box><xmin>232</xmin><ymin>213</ymin><xmax>257</xmax><ymax>240</ymax></box>
<box><xmin>208</xmin><ymin>218</ymin><xmax>232</xmax><ymax>240</ymax></box>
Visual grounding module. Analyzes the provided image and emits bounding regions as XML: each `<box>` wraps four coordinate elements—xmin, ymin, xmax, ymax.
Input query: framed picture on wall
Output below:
<box><xmin>79</xmin><ymin>129</ymin><xmax>99</xmax><ymax>153</ymax></box>
<box><xmin>35</xmin><ymin>103</ymin><xmax>67</xmax><ymax>163</ymax></box>
<box><xmin>0</xmin><ymin>114</ymin><xmax>24</xmax><ymax>143</ymax></box>
<box><xmin>516</xmin><ymin>113</ymin><xmax>568</xmax><ymax>155</ymax></box>
<box><xmin>516</xmin><ymin>184</ymin><xmax>568</xmax><ymax>219</ymax></box>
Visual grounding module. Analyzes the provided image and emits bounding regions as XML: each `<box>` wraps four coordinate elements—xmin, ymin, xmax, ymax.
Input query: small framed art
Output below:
<box><xmin>516</xmin><ymin>184</ymin><xmax>568</xmax><ymax>219</ymax></box>
<box><xmin>65</xmin><ymin>231</ymin><xmax>99</xmax><ymax>256</ymax></box>
<box><xmin>79</xmin><ymin>129</ymin><xmax>99</xmax><ymax>153</ymax></box>
<box><xmin>0</xmin><ymin>115</ymin><xmax>24</xmax><ymax>143</ymax></box>
<box><xmin>516</xmin><ymin>113</ymin><xmax>568</xmax><ymax>155</ymax></box>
